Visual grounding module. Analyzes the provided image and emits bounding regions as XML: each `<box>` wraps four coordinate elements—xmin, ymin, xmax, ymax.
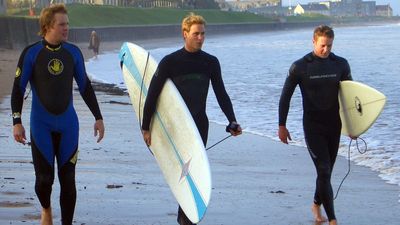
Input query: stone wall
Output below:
<box><xmin>0</xmin><ymin>17</ymin><xmax>330</xmax><ymax>49</ymax></box>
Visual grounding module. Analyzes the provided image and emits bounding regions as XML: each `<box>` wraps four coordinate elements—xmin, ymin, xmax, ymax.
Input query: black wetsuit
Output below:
<box><xmin>279</xmin><ymin>52</ymin><xmax>352</xmax><ymax>221</ymax></box>
<box><xmin>11</xmin><ymin>40</ymin><xmax>102</xmax><ymax>225</ymax></box>
<box><xmin>142</xmin><ymin>48</ymin><xmax>237</xmax><ymax>225</ymax></box>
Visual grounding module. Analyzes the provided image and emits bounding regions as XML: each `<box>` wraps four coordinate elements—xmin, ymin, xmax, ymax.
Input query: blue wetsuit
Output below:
<box><xmin>279</xmin><ymin>52</ymin><xmax>352</xmax><ymax>221</ymax></box>
<box><xmin>11</xmin><ymin>39</ymin><xmax>102</xmax><ymax>225</ymax></box>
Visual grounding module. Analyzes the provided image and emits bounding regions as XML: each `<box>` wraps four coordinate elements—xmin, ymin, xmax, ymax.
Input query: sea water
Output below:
<box><xmin>85</xmin><ymin>23</ymin><xmax>400</xmax><ymax>195</ymax></box>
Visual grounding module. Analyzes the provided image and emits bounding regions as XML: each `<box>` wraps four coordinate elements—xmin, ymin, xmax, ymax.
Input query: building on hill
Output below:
<box><xmin>130</xmin><ymin>0</ymin><xmax>220</xmax><ymax>9</ymax></box>
<box><xmin>294</xmin><ymin>3</ymin><xmax>330</xmax><ymax>16</ymax></box>
<box><xmin>329</xmin><ymin>0</ymin><xmax>375</xmax><ymax>17</ymax></box>
<box><xmin>292</xmin><ymin>0</ymin><xmax>381</xmax><ymax>17</ymax></box>
<box><xmin>248</xmin><ymin>5</ymin><xmax>285</xmax><ymax>16</ymax></box>
<box><xmin>225</xmin><ymin>0</ymin><xmax>280</xmax><ymax>12</ymax></box>
<box><xmin>50</xmin><ymin>0</ymin><xmax>128</xmax><ymax>6</ymax></box>
<box><xmin>129</xmin><ymin>0</ymin><xmax>180</xmax><ymax>8</ymax></box>
<box><xmin>376</xmin><ymin>4</ymin><xmax>392</xmax><ymax>17</ymax></box>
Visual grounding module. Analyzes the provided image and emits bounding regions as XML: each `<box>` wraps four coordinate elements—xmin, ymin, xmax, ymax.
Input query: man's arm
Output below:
<box><xmin>72</xmin><ymin>46</ymin><xmax>104</xmax><ymax>142</ymax></box>
<box><xmin>278</xmin><ymin>63</ymin><xmax>299</xmax><ymax>144</ymax></box>
<box><xmin>142</xmin><ymin>59</ymin><xmax>169</xmax><ymax>131</ymax></box>
<box><xmin>341</xmin><ymin>59</ymin><xmax>352</xmax><ymax>81</ymax></box>
<box><xmin>141</xmin><ymin>59</ymin><xmax>169</xmax><ymax>146</ymax></box>
<box><xmin>11</xmin><ymin>46</ymin><xmax>33</xmax><ymax>144</ymax></box>
<box><xmin>210</xmin><ymin>58</ymin><xmax>236</xmax><ymax>123</ymax></box>
<box><xmin>210</xmin><ymin>58</ymin><xmax>242</xmax><ymax>136</ymax></box>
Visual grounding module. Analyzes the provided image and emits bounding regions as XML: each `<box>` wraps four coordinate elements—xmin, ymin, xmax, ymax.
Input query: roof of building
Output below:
<box><xmin>299</xmin><ymin>4</ymin><xmax>329</xmax><ymax>11</ymax></box>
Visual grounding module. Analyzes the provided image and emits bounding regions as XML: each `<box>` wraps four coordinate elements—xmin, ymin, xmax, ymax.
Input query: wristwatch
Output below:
<box><xmin>12</xmin><ymin>112</ymin><xmax>21</xmax><ymax>119</ymax></box>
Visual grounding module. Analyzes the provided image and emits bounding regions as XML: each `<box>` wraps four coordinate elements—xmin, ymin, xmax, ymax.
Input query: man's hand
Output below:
<box><xmin>142</xmin><ymin>129</ymin><xmax>151</xmax><ymax>146</ymax></box>
<box><xmin>278</xmin><ymin>125</ymin><xmax>291</xmax><ymax>144</ymax></box>
<box><xmin>227</xmin><ymin>121</ymin><xmax>242</xmax><ymax>136</ymax></box>
<box><xmin>13</xmin><ymin>123</ymin><xmax>26</xmax><ymax>144</ymax></box>
<box><xmin>94</xmin><ymin>119</ymin><xmax>105</xmax><ymax>143</ymax></box>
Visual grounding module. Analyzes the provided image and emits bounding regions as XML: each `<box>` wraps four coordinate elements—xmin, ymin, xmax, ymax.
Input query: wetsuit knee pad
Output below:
<box><xmin>35</xmin><ymin>174</ymin><xmax>54</xmax><ymax>191</ymax></box>
<box><xmin>316</xmin><ymin>163</ymin><xmax>332</xmax><ymax>181</ymax></box>
<box><xmin>58</xmin><ymin>162</ymin><xmax>76</xmax><ymax>192</ymax></box>
<box><xmin>35</xmin><ymin>174</ymin><xmax>54</xmax><ymax>208</ymax></box>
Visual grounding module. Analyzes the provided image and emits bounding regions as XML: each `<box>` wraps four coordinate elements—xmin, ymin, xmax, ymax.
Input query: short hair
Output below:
<box><xmin>38</xmin><ymin>3</ymin><xmax>68</xmax><ymax>36</ymax></box>
<box><xmin>313</xmin><ymin>25</ymin><xmax>334</xmax><ymax>40</ymax></box>
<box><xmin>181</xmin><ymin>12</ymin><xmax>206</xmax><ymax>33</ymax></box>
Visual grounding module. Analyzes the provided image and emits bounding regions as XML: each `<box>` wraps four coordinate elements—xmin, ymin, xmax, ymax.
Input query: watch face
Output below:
<box><xmin>12</xmin><ymin>112</ymin><xmax>21</xmax><ymax>119</ymax></box>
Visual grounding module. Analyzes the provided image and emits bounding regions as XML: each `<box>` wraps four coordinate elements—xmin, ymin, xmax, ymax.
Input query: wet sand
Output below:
<box><xmin>1</xmin><ymin>39</ymin><xmax>399</xmax><ymax>225</ymax></box>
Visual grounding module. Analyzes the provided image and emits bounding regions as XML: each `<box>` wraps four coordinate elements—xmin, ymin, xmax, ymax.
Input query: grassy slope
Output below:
<box><xmin>7</xmin><ymin>4</ymin><xmax>398</xmax><ymax>27</ymax></box>
<box><xmin>69</xmin><ymin>4</ymin><xmax>275</xmax><ymax>27</ymax></box>
<box><xmin>7</xmin><ymin>4</ymin><xmax>330</xmax><ymax>28</ymax></box>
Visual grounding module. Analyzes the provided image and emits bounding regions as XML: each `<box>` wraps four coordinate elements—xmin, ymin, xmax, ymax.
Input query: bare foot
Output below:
<box><xmin>41</xmin><ymin>207</ymin><xmax>53</xmax><ymax>225</ymax></box>
<box><xmin>329</xmin><ymin>219</ymin><xmax>337</xmax><ymax>225</ymax></box>
<box><xmin>312</xmin><ymin>203</ymin><xmax>327</xmax><ymax>222</ymax></box>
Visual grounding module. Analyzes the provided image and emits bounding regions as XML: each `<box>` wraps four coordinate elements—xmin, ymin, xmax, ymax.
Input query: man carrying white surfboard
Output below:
<box><xmin>278</xmin><ymin>25</ymin><xmax>352</xmax><ymax>225</ymax></box>
<box><xmin>141</xmin><ymin>13</ymin><xmax>242</xmax><ymax>225</ymax></box>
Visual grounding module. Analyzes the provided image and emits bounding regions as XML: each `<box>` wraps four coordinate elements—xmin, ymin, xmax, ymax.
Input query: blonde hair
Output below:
<box><xmin>181</xmin><ymin>12</ymin><xmax>206</xmax><ymax>33</ymax></box>
<box><xmin>313</xmin><ymin>25</ymin><xmax>334</xmax><ymax>40</ymax></box>
<box><xmin>38</xmin><ymin>3</ymin><xmax>68</xmax><ymax>36</ymax></box>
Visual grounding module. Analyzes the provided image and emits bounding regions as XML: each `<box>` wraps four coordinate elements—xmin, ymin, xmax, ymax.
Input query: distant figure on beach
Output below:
<box><xmin>278</xmin><ymin>25</ymin><xmax>352</xmax><ymax>225</ymax></box>
<box><xmin>88</xmin><ymin>30</ymin><xmax>100</xmax><ymax>59</ymax></box>
<box><xmin>11</xmin><ymin>4</ymin><xmax>105</xmax><ymax>225</ymax></box>
<box><xmin>141</xmin><ymin>13</ymin><xmax>242</xmax><ymax>225</ymax></box>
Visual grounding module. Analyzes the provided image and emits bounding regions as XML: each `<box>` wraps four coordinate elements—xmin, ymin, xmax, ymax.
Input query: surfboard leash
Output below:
<box><xmin>206</xmin><ymin>134</ymin><xmax>232</xmax><ymax>151</ymax></box>
<box><xmin>139</xmin><ymin>52</ymin><xmax>152</xmax><ymax>155</ymax></box>
<box><xmin>334</xmin><ymin>137</ymin><xmax>367</xmax><ymax>200</ymax></box>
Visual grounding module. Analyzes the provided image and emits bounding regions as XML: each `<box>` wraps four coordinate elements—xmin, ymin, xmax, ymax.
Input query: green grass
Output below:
<box><xmin>67</xmin><ymin>4</ymin><xmax>276</xmax><ymax>27</ymax></box>
<box><xmin>7</xmin><ymin>3</ymin><xmax>398</xmax><ymax>27</ymax></box>
<box><xmin>286</xmin><ymin>13</ymin><xmax>331</xmax><ymax>23</ymax></box>
<box><xmin>5</xmin><ymin>3</ymin><xmax>293</xmax><ymax>27</ymax></box>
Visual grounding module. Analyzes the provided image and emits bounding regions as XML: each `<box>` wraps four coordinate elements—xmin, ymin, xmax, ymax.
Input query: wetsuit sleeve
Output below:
<box><xmin>11</xmin><ymin>47</ymin><xmax>33</xmax><ymax>125</ymax></box>
<box><xmin>141</xmin><ymin>59</ymin><xmax>168</xmax><ymax>130</ymax></box>
<box><xmin>278</xmin><ymin>63</ymin><xmax>299</xmax><ymax>126</ymax></box>
<box><xmin>80</xmin><ymin>78</ymin><xmax>103</xmax><ymax>120</ymax></box>
<box><xmin>341</xmin><ymin>59</ymin><xmax>352</xmax><ymax>81</ymax></box>
<box><xmin>73</xmin><ymin>49</ymin><xmax>103</xmax><ymax>120</ymax></box>
<box><xmin>210</xmin><ymin>58</ymin><xmax>237</xmax><ymax>123</ymax></box>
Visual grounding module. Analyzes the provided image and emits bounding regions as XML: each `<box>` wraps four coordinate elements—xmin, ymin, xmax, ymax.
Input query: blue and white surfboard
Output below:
<box><xmin>119</xmin><ymin>42</ymin><xmax>211</xmax><ymax>223</ymax></box>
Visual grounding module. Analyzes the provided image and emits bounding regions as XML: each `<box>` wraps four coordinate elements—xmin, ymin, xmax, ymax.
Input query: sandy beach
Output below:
<box><xmin>1</xmin><ymin>40</ymin><xmax>400</xmax><ymax>224</ymax></box>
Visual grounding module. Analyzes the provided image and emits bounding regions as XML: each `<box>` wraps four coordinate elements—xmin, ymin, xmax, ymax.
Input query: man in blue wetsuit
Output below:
<box><xmin>141</xmin><ymin>13</ymin><xmax>242</xmax><ymax>225</ymax></box>
<box><xmin>278</xmin><ymin>25</ymin><xmax>352</xmax><ymax>225</ymax></box>
<box><xmin>11</xmin><ymin>4</ymin><xmax>104</xmax><ymax>225</ymax></box>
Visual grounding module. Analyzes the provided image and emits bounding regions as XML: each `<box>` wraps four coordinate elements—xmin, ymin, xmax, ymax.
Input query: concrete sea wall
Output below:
<box><xmin>0</xmin><ymin>17</ymin><xmax>330</xmax><ymax>49</ymax></box>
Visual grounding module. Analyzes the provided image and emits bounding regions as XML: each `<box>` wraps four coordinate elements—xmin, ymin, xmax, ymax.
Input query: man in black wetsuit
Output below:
<box><xmin>141</xmin><ymin>13</ymin><xmax>242</xmax><ymax>225</ymax></box>
<box><xmin>278</xmin><ymin>25</ymin><xmax>352</xmax><ymax>225</ymax></box>
<box><xmin>11</xmin><ymin>4</ymin><xmax>105</xmax><ymax>225</ymax></box>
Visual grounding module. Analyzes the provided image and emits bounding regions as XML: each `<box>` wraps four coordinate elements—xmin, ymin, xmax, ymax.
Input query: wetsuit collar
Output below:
<box><xmin>311</xmin><ymin>52</ymin><xmax>336</xmax><ymax>61</ymax></box>
<box><xmin>182</xmin><ymin>47</ymin><xmax>202</xmax><ymax>56</ymax></box>
<box><xmin>42</xmin><ymin>39</ymin><xmax>62</xmax><ymax>51</ymax></box>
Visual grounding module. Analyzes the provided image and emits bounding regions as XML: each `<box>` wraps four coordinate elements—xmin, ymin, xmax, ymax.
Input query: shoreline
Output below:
<box><xmin>1</xmin><ymin>26</ymin><xmax>400</xmax><ymax>224</ymax></box>
<box><xmin>2</xmin><ymin>19</ymin><xmax>399</xmax><ymax>102</ymax></box>
<box><xmin>1</xmin><ymin>91</ymin><xmax>400</xmax><ymax>224</ymax></box>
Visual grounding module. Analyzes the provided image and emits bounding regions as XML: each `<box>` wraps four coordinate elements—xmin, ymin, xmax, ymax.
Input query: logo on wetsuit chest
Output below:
<box><xmin>48</xmin><ymin>59</ymin><xmax>64</xmax><ymax>75</ymax></box>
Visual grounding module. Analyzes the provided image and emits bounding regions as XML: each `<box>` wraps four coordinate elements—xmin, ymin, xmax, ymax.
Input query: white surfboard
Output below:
<box><xmin>339</xmin><ymin>80</ymin><xmax>386</xmax><ymax>137</ymax></box>
<box><xmin>119</xmin><ymin>42</ymin><xmax>211</xmax><ymax>223</ymax></box>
